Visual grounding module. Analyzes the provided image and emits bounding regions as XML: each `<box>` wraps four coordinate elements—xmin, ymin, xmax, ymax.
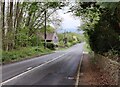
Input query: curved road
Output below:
<box><xmin>1</xmin><ymin>43</ymin><xmax>84</xmax><ymax>86</ymax></box>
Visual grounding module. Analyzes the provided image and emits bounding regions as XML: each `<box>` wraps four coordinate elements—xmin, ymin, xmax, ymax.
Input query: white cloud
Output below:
<box><xmin>57</xmin><ymin>8</ymin><xmax>82</xmax><ymax>32</ymax></box>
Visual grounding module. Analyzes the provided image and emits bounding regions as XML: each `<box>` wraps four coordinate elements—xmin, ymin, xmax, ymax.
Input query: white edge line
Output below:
<box><xmin>1</xmin><ymin>52</ymin><xmax>69</xmax><ymax>85</ymax></box>
<box><xmin>75</xmin><ymin>51</ymin><xmax>84</xmax><ymax>87</ymax></box>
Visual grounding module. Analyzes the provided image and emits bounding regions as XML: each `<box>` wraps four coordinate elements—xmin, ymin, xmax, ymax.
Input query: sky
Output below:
<box><xmin>57</xmin><ymin>6</ymin><xmax>83</xmax><ymax>33</ymax></box>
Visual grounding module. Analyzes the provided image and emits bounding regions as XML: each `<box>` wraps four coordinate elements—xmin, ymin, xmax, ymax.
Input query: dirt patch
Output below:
<box><xmin>79</xmin><ymin>54</ymin><xmax>115</xmax><ymax>85</ymax></box>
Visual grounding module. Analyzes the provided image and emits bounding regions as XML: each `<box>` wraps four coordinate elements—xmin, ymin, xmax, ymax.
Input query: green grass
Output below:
<box><xmin>2</xmin><ymin>46</ymin><xmax>52</xmax><ymax>64</ymax></box>
<box><xmin>83</xmin><ymin>42</ymin><xmax>92</xmax><ymax>53</ymax></box>
<box><xmin>57</xmin><ymin>41</ymin><xmax>81</xmax><ymax>51</ymax></box>
<box><xmin>83</xmin><ymin>42</ymin><xmax>97</xmax><ymax>65</ymax></box>
<box><xmin>2</xmin><ymin>41</ymin><xmax>81</xmax><ymax>64</ymax></box>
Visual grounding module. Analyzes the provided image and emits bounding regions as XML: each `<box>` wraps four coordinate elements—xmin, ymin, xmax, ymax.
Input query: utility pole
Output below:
<box><xmin>44</xmin><ymin>9</ymin><xmax>47</xmax><ymax>49</ymax></box>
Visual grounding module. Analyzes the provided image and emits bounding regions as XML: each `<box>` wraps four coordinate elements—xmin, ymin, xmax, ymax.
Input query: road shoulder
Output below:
<box><xmin>78</xmin><ymin>54</ymin><xmax>115</xmax><ymax>85</ymax></box>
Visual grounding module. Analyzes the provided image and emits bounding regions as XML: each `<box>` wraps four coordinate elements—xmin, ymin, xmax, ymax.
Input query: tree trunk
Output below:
<box><xmin>6</xmin><ymin>1</ymin><xmax>14</xmax><ymax>51</ymax></box>
<box><xmin>0</xmin><ymin>1</ymin><xmax>2</xmax><ymax>50</ymax></box>
<box><xmin>9</xmin><ymin>1</ymin><xmax>14</xmax><ymax>50</ymax></box>
<box><xmin>14</xmin><ymin>2</ymin><xmax>19</xmax><ymax>48</ymax></box>
<box><xmin>1</xmin><ymin>1</ymin><xmax>5</xmax><ymax>50</ymax></box>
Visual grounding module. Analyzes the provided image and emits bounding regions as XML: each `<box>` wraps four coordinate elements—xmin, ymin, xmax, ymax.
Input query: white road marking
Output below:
<box><xmin>83</xmin><ymin>51</ymin><xmax>88</xmax><ymax>54</ymax></box>
<box><xmin>67</xmin><ymin>77</ymin><xmax>75</xmax><ymax>80</ymax></box>
<box><xmin>26</xmin><ymin>67</ymin><xmax>32</xmax><ymax>70</ymax></box>
<box><xmin>75</xmin><ymin>51</ymin><xmax>84</xmax><ymax>87</ymax></box>
<box><xmin>1</xmin><ymin>52</ymin><xmax>69</xmax><ymax>85</ymax></box>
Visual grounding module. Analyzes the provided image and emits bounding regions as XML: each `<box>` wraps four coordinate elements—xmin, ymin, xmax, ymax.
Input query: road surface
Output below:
<box><xmin>1</xmin><ymin>43</ymin><xmax>84</xmax><ymax>86</ymax></box>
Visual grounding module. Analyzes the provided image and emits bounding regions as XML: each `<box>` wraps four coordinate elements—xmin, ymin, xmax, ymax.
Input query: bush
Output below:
<box><xmin>58</xmin><ymin>41</ymin><xmax>64</xmax><ymax>47</ymax></box>
<box><xmin>67</xmin><ymin>42</ymin><xmax>72</xmax><ymax>47</ymax></box>
<box><xmin>46</xmin><ymin>42</ymin><xmax>55</xmax><ymax>50</ymax></box>
<box><xmin>88</xmin><ymin>19</ymin><xmax>120</xmax><ymax>54</ymax></box>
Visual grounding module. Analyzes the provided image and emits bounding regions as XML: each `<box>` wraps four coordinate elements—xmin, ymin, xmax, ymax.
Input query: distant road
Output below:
<box><xmin>2</xmin><ymin>43</ymin><xmax>84</xmax><ymax>86</ymax></box>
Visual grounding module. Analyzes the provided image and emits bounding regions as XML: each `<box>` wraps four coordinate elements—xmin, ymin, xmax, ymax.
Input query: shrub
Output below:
<box><xmin>58</xmin><ymin>41</ymin><xmax>64</xmax><ymax>47</ymax></box>
<box><xmin>46</xmin><ymin>42</ymin><xmax>55</xmax><ymax>50</ymax></box>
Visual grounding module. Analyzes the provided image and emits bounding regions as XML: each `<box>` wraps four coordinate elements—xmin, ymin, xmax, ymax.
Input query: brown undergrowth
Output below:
<box><xmin>79</xmin><ymin>54</ymin><xmax>115</xmax><ymax>86</ymax></box>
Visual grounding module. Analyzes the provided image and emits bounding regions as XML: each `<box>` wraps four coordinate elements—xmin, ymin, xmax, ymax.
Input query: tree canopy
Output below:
<box><xmin>1</xmin><ymin>1</ymin><xmax>67</xmax><ymax>51</ymax></box>
<box><xmin>71</xmin><ymin>2</ymin><xmax>120</xmax><ymax>60</ymax></box>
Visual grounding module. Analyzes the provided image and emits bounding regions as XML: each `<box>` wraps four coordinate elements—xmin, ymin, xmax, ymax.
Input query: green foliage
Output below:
<box><xmin>46</xmin><ymin>42</ymin><xmax>55</xmax><ymax>50</ymax></box>
<box><xmin>73</xmin><ymin>2</ymin><xmax>120</xmax><ymax>59</ymax></box>
<box><xmin>58</xmin><ymin>33</ymin><xmax>64</xmax><ymax>42</ymax></box>
<box><xmin>2</xmin><ymin>1</ymin><xmax>68</xmax><ymax>63</ymax></box>
<box><xmin>39</xmin><ymin>25</ymin><xmax>55</xmax><ymax>33</ymax></box>
<box><xmin>58</xmin><ymin>41</ymin><xmax>65</xmax><ymax>47</ymax></box>
<box><xmin>46</xmin><ymin>2</ymin><xmax>66</xmax><ymax>9</ymax></box>
<box><xmin>83</xmin><ymin>42</ymin><xmax>92</xmax><ymax>53</ymax></box>
<box><xmin>2</xmin><ymin>1</ymin><xmax>67</xmax><ymax>51</ymax></box>
<box><xmin>89</xmin><ymin>15</ymin><xmax>120</xmax><ymax>54</ymax></box>
<box><xmin>58</xmin><ymin>32</ymin><xmax>83</xmax><ymax>47</ymax></box>
<box><xmin>2</xmin><ymin>46</ymin><xmax>51</xmax><ymax>64</ymax></box>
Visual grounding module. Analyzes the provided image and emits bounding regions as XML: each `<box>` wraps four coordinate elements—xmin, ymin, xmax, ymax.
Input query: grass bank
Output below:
<box><xmin>2</xmin><ymin>42</ymin><xmax>80</xmax><ymax>64</ymax></box>
<box><xmin>2</xmin><ymin>46</ymin><xmax>53</xmax><ymax>64</ymax></box>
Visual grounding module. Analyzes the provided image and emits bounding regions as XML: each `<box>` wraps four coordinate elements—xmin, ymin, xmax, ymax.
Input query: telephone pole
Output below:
<box><xmin>44</xmin><ymin>9</ymin><xmax>47</xmax><ymax>49</ymax></box>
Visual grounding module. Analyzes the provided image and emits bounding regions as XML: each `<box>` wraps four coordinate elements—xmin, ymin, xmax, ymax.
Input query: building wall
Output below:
<box><xmin>52</xmin><ymin>33</ymin><xmax>58</xmax><ymax>44</ymax></box>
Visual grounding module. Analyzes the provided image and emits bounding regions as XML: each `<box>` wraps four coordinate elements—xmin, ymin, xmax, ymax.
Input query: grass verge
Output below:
<box><xmin>2</xmin><ymin>46</ymin><xmax>53</xmax><ymax>64</ymax></box>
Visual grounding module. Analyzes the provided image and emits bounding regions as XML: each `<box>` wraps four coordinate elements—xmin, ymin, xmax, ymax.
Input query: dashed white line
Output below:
<box><xmin>1</xmin><ymin>52</ymin><xmax>69</xmax><ymax>85</ymax></box>
<box><xmin>26</xmin><ymin>67</ymin><xmax>32</xmax><ymax>70</ymax></box>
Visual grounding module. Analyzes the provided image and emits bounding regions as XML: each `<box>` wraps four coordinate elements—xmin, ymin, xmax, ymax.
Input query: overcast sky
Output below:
<box><xmin>57</xmin><ymin>6</ymin><xmax>82</xmax><ymax>33</ymax></box>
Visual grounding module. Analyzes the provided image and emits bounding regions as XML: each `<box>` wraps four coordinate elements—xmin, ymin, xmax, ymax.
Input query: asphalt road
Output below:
<box><xmin>1</xmin><ymin>43</ymin><xmax>84</xmax><ymax>86</ymax></box>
